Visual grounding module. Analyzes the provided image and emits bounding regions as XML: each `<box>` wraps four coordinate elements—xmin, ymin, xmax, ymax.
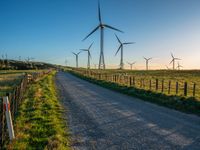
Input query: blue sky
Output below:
<box><xmin>0</xmin><ymin>0</ymin><xmax>200</xmax><ymax>69</ymax></box>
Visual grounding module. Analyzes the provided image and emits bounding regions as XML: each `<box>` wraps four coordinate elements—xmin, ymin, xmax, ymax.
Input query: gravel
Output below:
<box><xmin>55</xmin><ymin>72</ymin><xmax>200</xmax><ymax>150</ymax></box>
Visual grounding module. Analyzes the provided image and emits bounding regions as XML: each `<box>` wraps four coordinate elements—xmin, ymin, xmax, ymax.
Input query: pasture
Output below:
<box><xmin>0</xmin><ymin>70</ymin><xmax>43</xmax><ymax>96</ymax></box>
<box><xmin>77</xmin><ymin>69</ymin><xmax>200</xmax><ymax>100</ymax></box>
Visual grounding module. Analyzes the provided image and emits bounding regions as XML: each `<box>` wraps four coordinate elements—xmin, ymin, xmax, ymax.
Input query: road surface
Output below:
<box><xmin>55</xmin><ymin>72</ymin><xmax>200</xmax><ymax>150</ymax></box>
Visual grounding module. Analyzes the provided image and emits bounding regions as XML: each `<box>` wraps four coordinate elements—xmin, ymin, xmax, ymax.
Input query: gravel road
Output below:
<box><xmin>55</xmin><ymin>72</ymin><xmax>200</xmax><ymax>150</ymax></box>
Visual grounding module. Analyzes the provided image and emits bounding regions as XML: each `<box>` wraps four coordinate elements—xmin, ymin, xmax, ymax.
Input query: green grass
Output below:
<box><xmin>8</xmin><ymin>72</ymin><xmax>70</xmax><ymax>150</ymax></box>
<box><xmin>75</xmin><ymin>69</ymin><xmax>200</xmax><ymax>100</ymax></box>
<box><xmin>0</xmin><ymin>70</ymin><xmax>45</xmax><ymax>96</ymax></box>
<box><xmin>70</xmin><ymin>70</ymin><xmax>200</xmax><ymax>116</ymax></box>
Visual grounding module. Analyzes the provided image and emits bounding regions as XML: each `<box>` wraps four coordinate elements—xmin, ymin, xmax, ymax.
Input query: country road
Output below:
<box><xmin>55</xmin><ymin>72</ymin><xmax>200</xmax><ymax>150</ymax></box>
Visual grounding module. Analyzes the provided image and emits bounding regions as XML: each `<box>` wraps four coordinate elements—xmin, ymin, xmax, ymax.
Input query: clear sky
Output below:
<box><xmin>0</xmin><ymin>0</ymin><xmax>200</xmax><ymax>69</ymax></box>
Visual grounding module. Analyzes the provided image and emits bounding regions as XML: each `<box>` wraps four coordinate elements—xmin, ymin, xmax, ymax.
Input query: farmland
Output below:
<box><xmin>0</xmin><ymin>70</ymin><xmax>43</xmax><ymax>96</ymax></box>
<box><xmin>77</xmin><ymin>69</ymin><xmax>200</xmax><ymax>100</ymax></box>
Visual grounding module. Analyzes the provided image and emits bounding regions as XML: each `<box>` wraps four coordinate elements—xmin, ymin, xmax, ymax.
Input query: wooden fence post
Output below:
<box><xmin>168</xmin><ymin>81</ymin><xmax>171</xmax><ymax>94</ymax></box>
<box><xmin>149</xmin><ymin>79</ymin><xmax>152</xmax><ymax>90</ymax></box>
<box><xmin>161</xmin><ymin>80</ymin><xmax>164</xmax><ymax>92</ymax></box>
<box><xmin>0</xmin><ymin>97</ymin><xmax>4</xmax><ymax>148</ymax></box>
<box><xmin>176</xmin><ymin>82</ymin><xmax>179</xmax><ymax>95</ymax></box>
<box><xmin>184</xmin><ymin>82</ymin><xmax>188</xmax><ymax>96</ymax></box>
<box><xmin>155</xmin><ymin>79</ymin><xmax>158</xmax><ymax>91</ymax></box>
<box><xmin>129</xmin><ymin>76</ymin><xmax>132</xmax><ymax>86</ymax></box>
<box><xmin>193</xmin><ymin>83</ymin><xmax>196</xmax><ymax>97</ymax></box>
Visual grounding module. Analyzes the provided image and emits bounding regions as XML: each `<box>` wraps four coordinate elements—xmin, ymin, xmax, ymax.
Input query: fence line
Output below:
<box><xmin>0</xmin><ymin>70</ymin><xmax>51</xmax><ymax>148</ymax></box>
<box><xmin>72</xmin><ymin>69</ymin><xmax>198</xmax><ymax>99</ymax></box>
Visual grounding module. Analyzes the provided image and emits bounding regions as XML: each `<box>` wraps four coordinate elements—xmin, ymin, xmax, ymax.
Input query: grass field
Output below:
<box><xmin>85</xmin><ymin>69</ymin><xmax>200</xmax><ymax>100</ymax></box>
<box><xmin>0</xmin><ymin>70</ymin><xmax>43</xmax><ymax>96</ymax></box>
<box><xmin>8</xmin><ymin>72</ymin><xmax>70</xmax><ymax>149</ymax></box>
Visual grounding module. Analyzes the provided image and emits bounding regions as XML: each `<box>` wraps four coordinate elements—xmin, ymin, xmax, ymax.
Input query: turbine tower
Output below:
<box><xmin>115</xmin><ymin>34</ymin><xmax>135</xmax><ymax>69</ymax></box>
<box><xmin>80</xmin><ymin>43</ymin><xmax>93</xmax><ymax>69</ymax></box>
<box><xmin>177</xmin><ymin>62</ymin><xmax>183</xmax><ymax>70</ymax></box>
<box><xmin>83</xmin><ymin>1</ymin><xmax>123</xmax><ymax>69</ymax></box>
<box><xmin>170</xmin><ymin>53</ymin><xmax>181</xmax><ymax>70</ymax></box>
<box><xmin>72</xmin><ymin>51</ymin><xmax>81</xmax><ymax>68</ymax></box>
<box><xmin>143</xmin><ymin>57</ymin><xmax>152</xmax><ymax>71</ymax></box>
<box><xmin>127</xmin><ymin>61</ymin><xmax>136</xmax><ymax>70</ymax></box>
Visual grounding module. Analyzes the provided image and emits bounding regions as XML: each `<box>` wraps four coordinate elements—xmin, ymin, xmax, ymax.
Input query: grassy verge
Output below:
<box><xmin>70</xmin><ymin>71</ymin><xmax>200</xmax><ymax>116</ymax></box>
<box><xmin>8</xmin><ymin>72</ymin><xmax>70</xmax><ymax>150</ymax></box>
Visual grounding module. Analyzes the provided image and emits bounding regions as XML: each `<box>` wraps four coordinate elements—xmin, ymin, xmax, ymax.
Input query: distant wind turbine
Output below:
<box><xmin>127</xmin><ymin>61</ymin><xmax>136</xmax><ymax>70</ymax></box>
<box><xmin>170</xmin><ymin>53</ymin><xmax>181</xmax><ymax>70</ymax></box>
<box><xmin>83</xmin><ymin>1</ymin><xmax>123</xmax><ymax>69</ymax></box>
<box><xmin>115</xmin><ymin>34</ymin><xmax>135</xmax><ymax>69</ymax></box>
<box><xmin>80</xmin><ymin>43</ymin><xmax>93</xmax><ymax>69</ymax></box>
<box><xmin>177</xmin><ymin>62</ymin><xmax>183</xmax><ymax>70</ymax></box>
<box><xmin>143</xmin><ymin>57</ymin><xmax>152</xmax><ymax>71</ymax></box>
<box><xmin>72</xmin><ymin>51</ymin><xmax>81</xmax><ymax>68</ymax></box>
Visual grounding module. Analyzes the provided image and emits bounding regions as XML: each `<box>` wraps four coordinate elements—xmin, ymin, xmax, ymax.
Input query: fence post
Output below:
<box><xmin>161</xmin><ymin>80</ymin><xmax>164</xmax><ymax>92</ymax></box>
<box><xmin>0</xmin><ymin>97</ymin><xmax>4</xmax><ymax>148</ymax></box>
<box><xmin>176</xmin><ymin>82</ymin><xmax>179</xmax><ymax>95</ymax></box>
<box><xmin>168</xmin><ymin>81</ymin><xmax>171</xmax><ymax>94</ymax></box>
<box><xmin>184</xmin><ymin>82</ymin><xmax>188</xmax><ymax>96</ymax></box>
<box><xmin>129</xmin><ymin>76</ymin><xmax>132</xmax><ymax>86</ymax></box>
<box><xmin>155</xmin><ymin>79</ymin><xmax>158</xmax><ymax>91</ymax></box>
<box><xmin>3</xmin><ymin>96</ymin><xmax>15</xmax><ymax>140</ymax></box>
<box><xmin>149</xmin><ymin>79</ymin><xmax>152</xmax><ymax>90</ymax></box>
<box><xmin>193</xmin><ymin>83</ymin><xmax>196</xmax><ymax>97</ymax></box>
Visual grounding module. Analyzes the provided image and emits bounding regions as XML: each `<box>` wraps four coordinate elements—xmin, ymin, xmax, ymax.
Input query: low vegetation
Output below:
<box><xmin>8</xmin><ymin>72</ymin><xmax>70</xmax><ymax>150</ymax></box>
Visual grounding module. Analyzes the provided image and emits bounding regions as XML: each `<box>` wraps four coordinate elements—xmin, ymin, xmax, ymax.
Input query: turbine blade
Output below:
<box><xmin>80</xmin><ymin>49</ymin><xmax>88</xmax><ymax>51</ymax></box>
<box><xmin>123</xmin><ymin>42</ymin><xmax>135</xmax><ymax>45</ymax></box>
<box><xmin>98</xmin><ymin>1</ymin><xmax>102</xmax><ymax>24</ymax></box>
<box><xmin>104</xmin><ymin>24</ymin><xmax>123</xmax><ymax>33</ymax></box>
<box><xmin>72</xmin><ymin>52</ymin><xmax>76</xmax><ymax>55</ymax></box>
<box><xmin>88</xmin><ymin>42</ymin><xmax>93</xmax><ymax>50</ymax></box>
<box><xmin>77</xmin><ymin>51</ymin><xmax>81</xmax><ymax>55</ymax></box>
<box><xmin>83</xmin><ymin>26</ymin><xmax>99</xmax><ymax>41</ymax></box>
<box><xmin>115</xmin><ymin>45</ymin><xmax>121</xmax><ymax>56</ymax></box>
<box><xmin>115</xmin><ymin>34</ymin><xmax>121</xmax><ymax>44</ymax></box>
<box><xmin>169</xmin><ymin>60</ymin><xmax>173</xmax><ymax>64</ymax></box>
<box><xmin>175</xmin><ymin>58</ymin><xmax>181</xmax><ymax>60</ymax></box>
<box><xmin>171</xmin><ymin>53</ymin><xmax>174</xmax><ymax>58</ymax></box>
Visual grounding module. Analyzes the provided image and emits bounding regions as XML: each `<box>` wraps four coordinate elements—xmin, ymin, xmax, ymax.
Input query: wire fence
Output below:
<box><xmin>72</xmin><ymin>69</ymin><xmax>199</xmax><ymax>99</ymax></box>
<box><xmin>0</xmin><ymin>70</ymin><xmax>51</xmax><ymax>148</ymax></box>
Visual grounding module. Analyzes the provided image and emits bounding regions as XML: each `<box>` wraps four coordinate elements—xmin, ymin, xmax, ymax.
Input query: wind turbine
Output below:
<box><xmin>143</xmin><ymin>57</ymin><xmax>152</xmax><ymax>71</ymax></box>
<box><xmin>177</xmin><ymin>62</ymin><xmax>183</xmax><ymax>70</ymax></box>
<box><xmin>115</xmin><ymin>34</ymin><xmax>135</xmax><ymax>69</ymax></box>
<box><xmin>72</xmin><ymin>51</ymin><xmax>81</xmax><ymax>68</ymax></box>
<box><xmin>83</xmin><ymin>1</ymin><xmax>123</xmax><ymax>69</ymax></box>
<box><xmin>80</xmin><ymin>43</ymin><xmax>93</xmax><ymax>69</ymax></box>
<box><xmin>127</xmin><ymin>61</ymin><xmax>136</xmax><ymax>70</ymax></box>
<box><xmin>170</xmin><ymin>53</ymin><xmax>181</xmax><ymax>70</ymax></box>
